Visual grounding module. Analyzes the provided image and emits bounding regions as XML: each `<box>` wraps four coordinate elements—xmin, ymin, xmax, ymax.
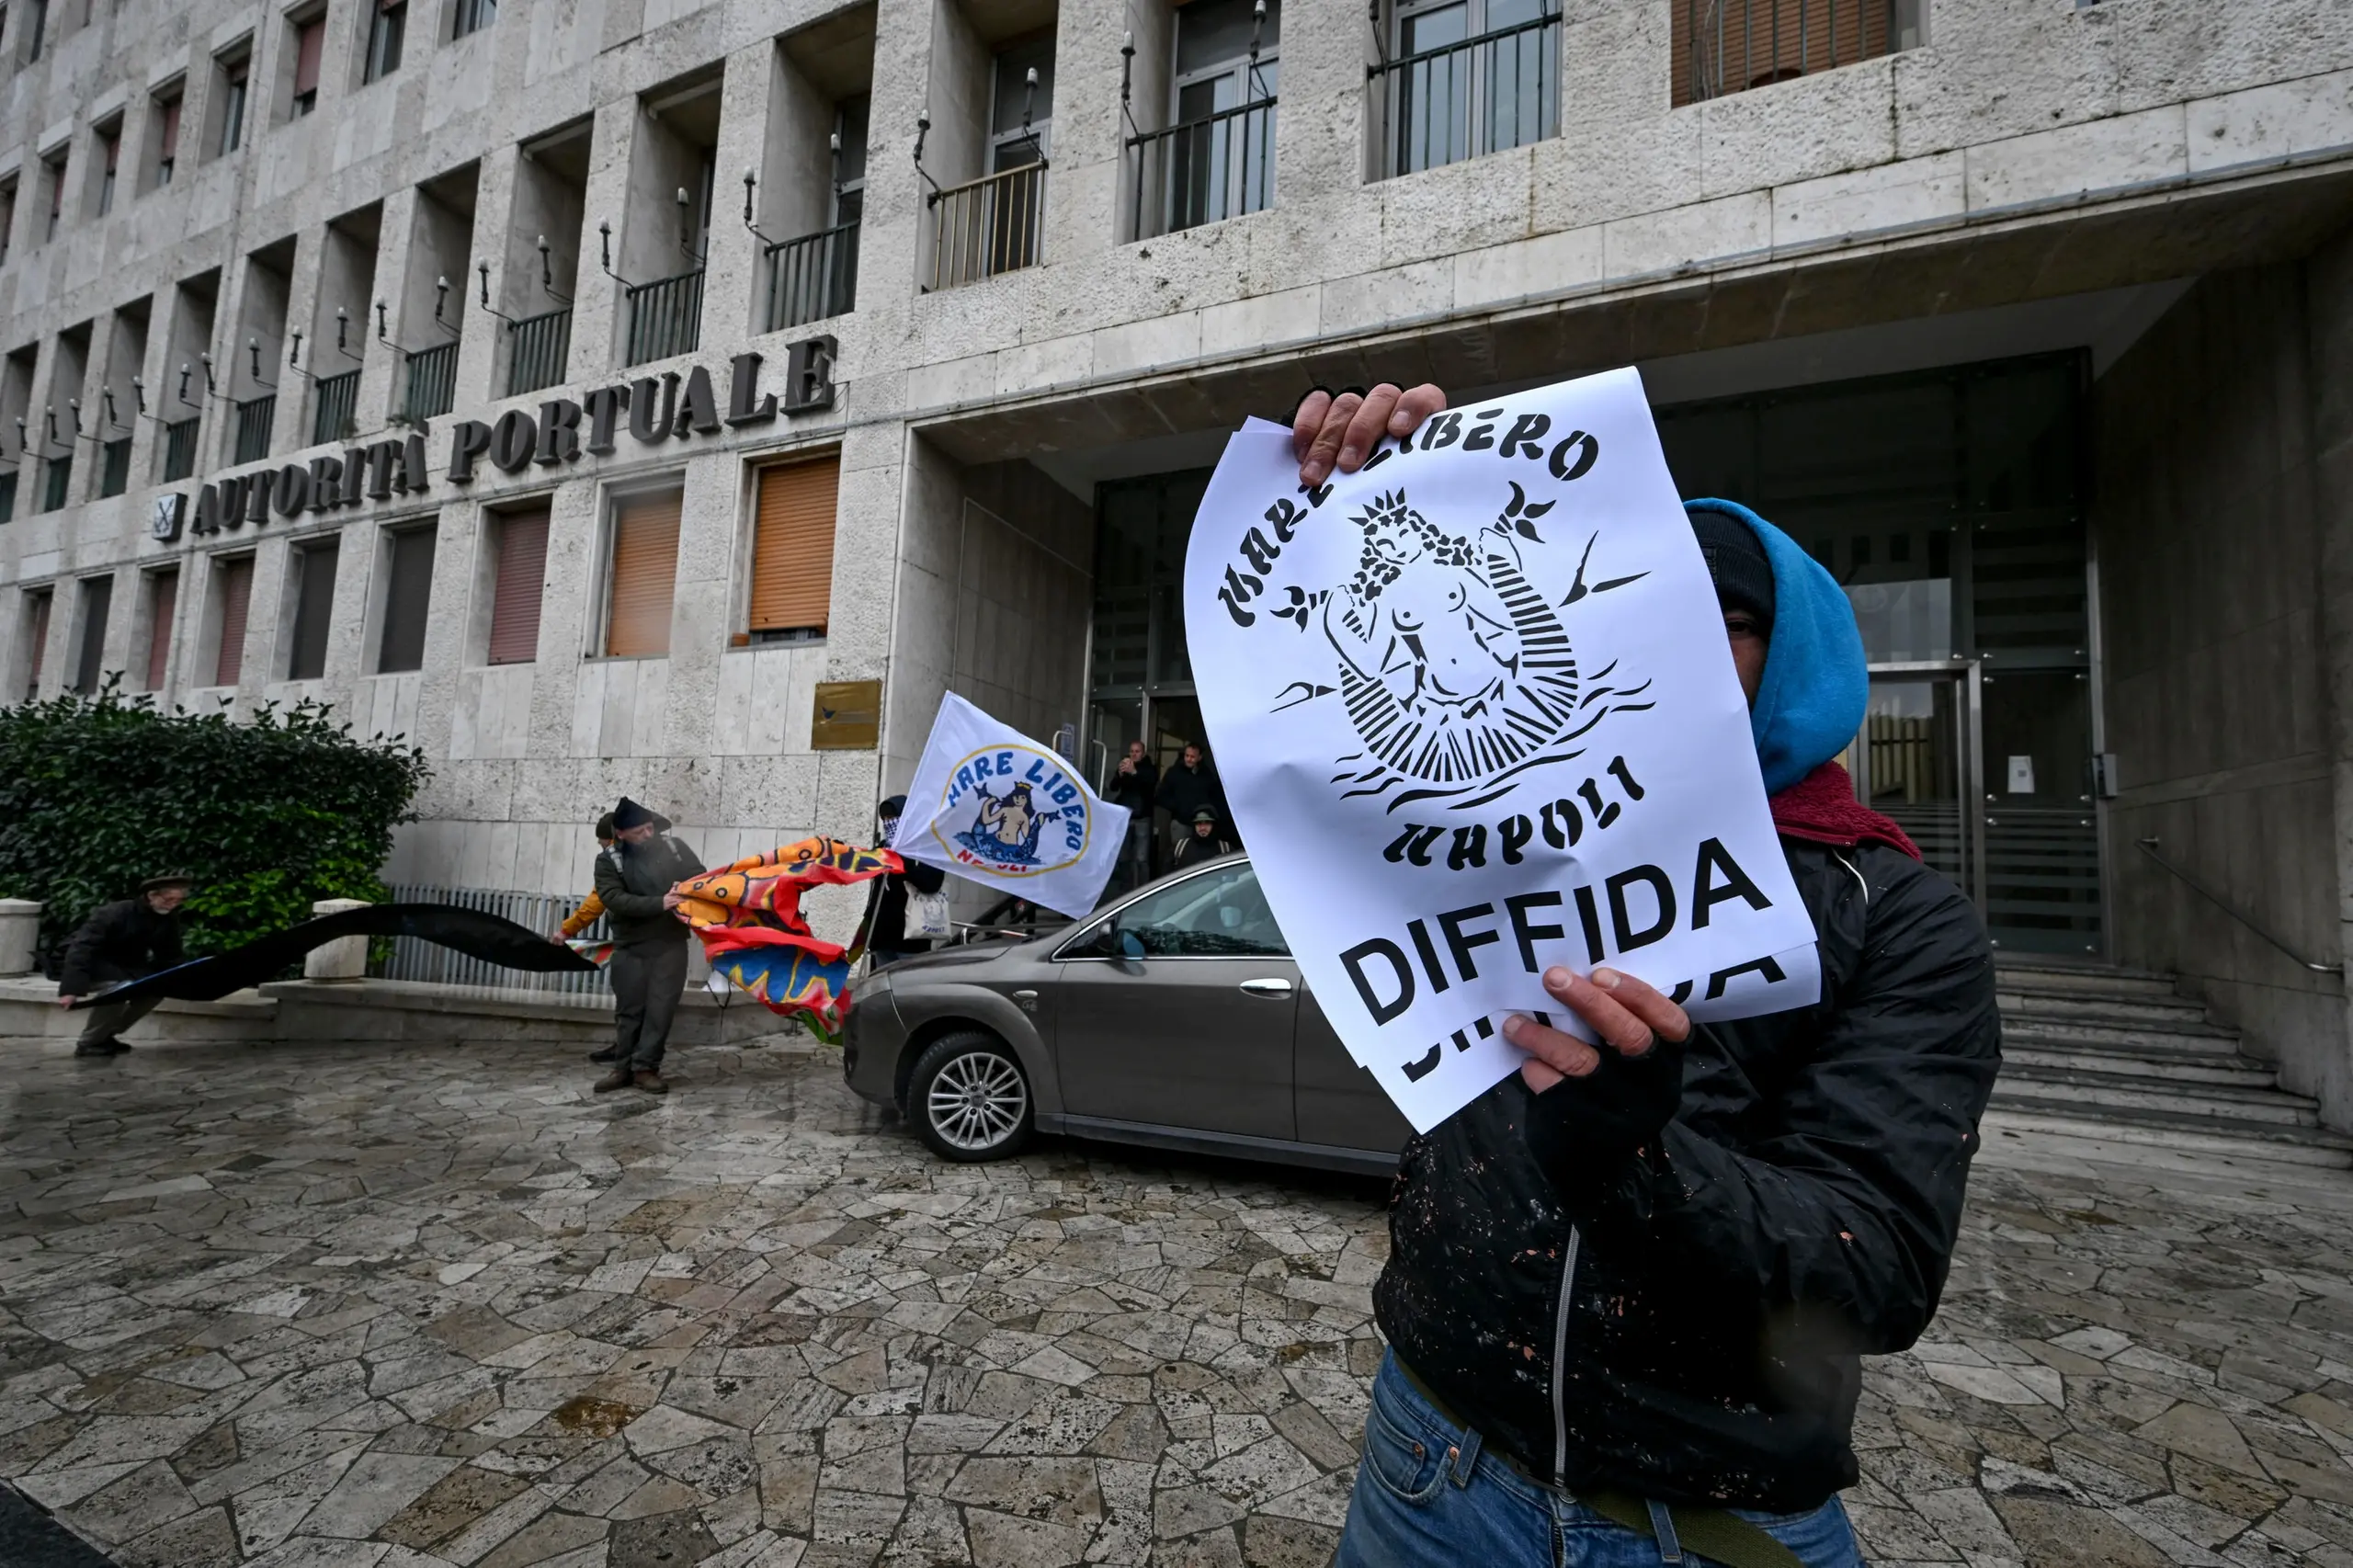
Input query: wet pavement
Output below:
<box><xmin>0</xmin><ymin>1032</ymin><xmax>2348</xmax><ymax>1567</ymax></box>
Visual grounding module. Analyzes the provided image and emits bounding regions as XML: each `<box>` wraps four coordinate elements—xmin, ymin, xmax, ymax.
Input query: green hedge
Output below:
<box><xmin>0</xmin><ymin>679</ymin><xmax>430</xmax><ymax>970</ymax></box>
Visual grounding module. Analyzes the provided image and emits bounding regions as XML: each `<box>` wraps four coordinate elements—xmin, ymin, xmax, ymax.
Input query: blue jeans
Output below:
<box><xmin>1336</xmin><ymin>1352</ymin><xmax>1868</xmax><ymax>1568</ymax></box>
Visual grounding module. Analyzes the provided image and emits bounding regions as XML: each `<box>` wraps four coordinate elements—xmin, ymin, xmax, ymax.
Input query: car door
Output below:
<box><xmin>1294</xmin><ymin>980</ymin><xmax>1417</xmax><ymax>1157</ymax></box>
<box><xmin>1050</xmin><ymin>859</ymin><xmax>1300</xmax><ymax>1142</ymax></box>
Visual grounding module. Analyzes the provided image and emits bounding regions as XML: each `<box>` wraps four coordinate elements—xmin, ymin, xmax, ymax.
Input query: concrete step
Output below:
<box><xmin>1995</xmin><ymin>1065</ymin><xmax>2319</xmax><ymax>1127</ymax></box>
<box><xmin>1984</xmin><ymin>1105</ymin><xmax>2353</xmax><ymax>1170</ymax></box>
<box><xmin>2003</xmin><ymin>1042</ymin><xmax>2281</xmax><ymax>1091</ymax></box>
<box><xmin>1999</xmin><ymin>1014</ymin><xmax>2243</xmax><ymax>1053</ymax></box>
<box><xmin>1994</xmin><ymin>961</ymin><xmax>2183</xmax><ymax>1003</ymax></box>
<box><xmin>1995</xmin><ymin>988</ymin><xmax>2212</xmax><ymax>1028</ymax></box>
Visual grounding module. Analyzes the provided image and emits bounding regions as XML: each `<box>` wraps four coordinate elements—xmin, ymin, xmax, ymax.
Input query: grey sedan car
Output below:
<box><xmin>842</xmin><ymin>856</ymin><xmax>1415</xmax><ymax>1175</ymax></box>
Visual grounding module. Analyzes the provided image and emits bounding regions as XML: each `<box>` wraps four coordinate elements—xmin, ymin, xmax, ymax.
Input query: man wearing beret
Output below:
<box><xmin>1292</xmin><ymin>386</ymin><xmax>2001</xmax><ymax>1568</ymax></box>
<box><xmin>590</xmin><ymin>797</ymin><xmax>703</xmax><ymax>1095</ymax></box>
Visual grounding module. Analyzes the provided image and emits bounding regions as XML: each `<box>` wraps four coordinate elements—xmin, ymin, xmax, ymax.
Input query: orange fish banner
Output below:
<box><xmin>670</xmin><ymin>838</ymin><xmax>903</xmax><ymax>1035</ymax></box>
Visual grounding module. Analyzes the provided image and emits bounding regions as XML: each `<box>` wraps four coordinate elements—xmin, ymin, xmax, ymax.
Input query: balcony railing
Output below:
<box><xmin>313</xmin><ymin>370</ymin><xmax>361</xmax><ymax>446</ymax></box>
<box><xmin>234</xmin><ymin>396</ymin><xmax>275</xmax><ymax>464</ymax></box>
<box><xmin>1372</xmin><ymin>12</ymin><xmax>1560</xmax><ymax>178</ymax></box>
<box><xmin>1675</xmin><ymin>0</ymin><xmax>1905</xmax><ymax>106</ymax></box>
<box><xmin>767</xmin><ymin>221</ymin><xmax>860</xmax><ymax>331</ymax></box>
<box><xmin>624</xmin><ymin>269</ymin><xmax>704</xmax><ymax>366</ymax></box>
<box><xmin>403</xmin><ymin>341</ymin><xmax>460</xmax><ymax>422</ymax></box>
<box><xmin>162</xmin><ymin>417</ymin><xmax>200</xmax><ymax>482</ymax></box>
<box><xmin>99</xmin><ymin>436</ymin><xmax>131</xmax><ymax>498</ymax></box>
<box><xmin>1129</xmin><ymin>97</ymin><xmax>1277</xmax><ymax>241</ymax></box>
<box><xmin>927</xmin><ymin>163</ymin><xmax>1046</xmax><ymax>291</ymax></box>
<box><xmin>506</xmin><ymin>306</ymin><xmax>571</xmax><ymax>397</ymax></box>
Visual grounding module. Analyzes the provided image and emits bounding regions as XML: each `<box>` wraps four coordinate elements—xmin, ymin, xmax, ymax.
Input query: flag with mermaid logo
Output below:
<box><xmin>891</xmin><ymin>693</ymin><xmax>1132</xmax><ymax>920</ymax></box>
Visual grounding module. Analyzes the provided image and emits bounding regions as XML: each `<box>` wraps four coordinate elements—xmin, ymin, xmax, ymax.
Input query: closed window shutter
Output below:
<box><xmin>144</xmin><ymin>570</ymin><xmax>176</xmax><ymax>690</ymax></box>
<box><xmin>294</xmin><ymin>19</ymin><xmax>324</xmax><ymax>97</ymax></box>
<box><xmin>159</xmin><ymin>98</ymin><xmax>181</xmax><ymax>162</ymax></box>
<box><xmin>486</xmin><ymin>506</ymin><xmax>549</xmax><ymax>665</ymax></box>
<box><xmin>377</xmin><ymin>527</ymin><xmax>435</xmax><ymax>673</ymax></box>
<box><xmin>213</xmin><ymin>557</ymin><xmax>252</xmax><ymax>687</ymax></box>
<box><xmin>750</xmin><ymin>458</ymin><xmax>839</xmax><ymax>635</ymax></box>
<box><xmin>605</xmin><ymin>491</ymin><xmax>681</xmax><ymax>657</ymax></box>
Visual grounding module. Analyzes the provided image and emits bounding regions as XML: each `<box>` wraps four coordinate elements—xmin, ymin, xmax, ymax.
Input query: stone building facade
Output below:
<box><xmin>4</xmin><ymin>0</ymin><xmax>2353</xmax><ymax>1120</ymax></box>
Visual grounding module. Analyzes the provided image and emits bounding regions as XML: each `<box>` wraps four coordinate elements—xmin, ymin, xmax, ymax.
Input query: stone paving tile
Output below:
<box><xmin>3</xmin><ymin>1035</ymin><xmax>2352</xmax><ymax>1566</ymax></box>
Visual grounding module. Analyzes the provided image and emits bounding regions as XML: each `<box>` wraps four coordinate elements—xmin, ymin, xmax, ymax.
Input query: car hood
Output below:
<box><xmin>876</xmin><ymin>938</ymin><xmax>1033</xmax><ymax>972</ymax></box>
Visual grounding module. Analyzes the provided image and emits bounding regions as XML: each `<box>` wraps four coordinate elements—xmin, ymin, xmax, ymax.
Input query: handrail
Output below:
<box><xmin>1127</xmin><ymin>95</ymin><xmax>1277</xmax><ymax>239</ymax></box>
<box><xmin>765</xmin><ymin>219</ymin><xmax>860</xmax><ymax>331</ymax></box>
<box><xmin>2135</xmin><ymin>836</ymin><xmax>2342</xmax><ymax>976</ymax></box>
<box><xmin>1366</xmin><ymin>9</ymin><xmax>1560</xmax><ymax>79</ymax></box>
<box><xmin>926</xmin><ymin>162</ymin><xmax>1046</xmax><ymax>290</ymax></box>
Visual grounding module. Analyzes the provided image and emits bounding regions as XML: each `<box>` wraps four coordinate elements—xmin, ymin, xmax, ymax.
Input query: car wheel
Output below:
<box><xmin>908</xmin><ymin>1031</ymin><xmax>1034</xmax><ymax>1162</ymax></box>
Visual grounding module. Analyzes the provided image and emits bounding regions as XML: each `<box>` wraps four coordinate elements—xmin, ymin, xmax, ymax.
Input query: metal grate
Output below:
<box><xmin>233</xmin><ymin>395</ymin><xmax>275</xmax><ymax>463</ymax></box>
<box><xmin>624</xmin><ymin>270</ymin><xmax>704</xmax><ymax>367</ymax></box>
<box><xmin>506</xmin><ymin>307</ymin><xmax>572</xmax><ymax>397</ymax></box>
<box><xmin>402</xmin><ymin>341</ymin><xmax>459</xmax><ymax>421</ymax></box>
<box><xmin>1371</xmin><ymin>13</ymin><xmax>1558</xmax><ymax>178</ymax></box>
<box><xmin>766</xmin><ymin>221</ymin><xmax>860</xmax><ymax>331</ymax></box>
<box><xmin>1676</xmin><ymin>0</ymin><xmax>1905</xmax><ymax>106</ymax></box>
<box><xmin>1129</xmin><ymin>97</ymin><xmax>1276</xmax><ymax>239</ymax></box>
<box><xmin>928</xmin><ymin>163</ymin><xmax>1046</xmax><ymax>290</ymax></box>
<box><xmin>99</xmin><ymin>437</ymin><xmax>131</xmax><ymax>498</ymax></box>
<box><xmin>369</xmin><ymin>884</ymin><xmax>613</xmax><ymax>1000</ymax></box>
<box><xmin>162</xmin><ymin>417</ymin><xmax>200</xmax><ymax>482</ymax></box>
<box><xmin>312</xmin><ymin>370</ymin><xmax>360</xmax><ymax>446</ymax></box>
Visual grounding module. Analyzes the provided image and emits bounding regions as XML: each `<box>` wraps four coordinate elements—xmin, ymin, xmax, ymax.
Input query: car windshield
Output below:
<box><xmin>1111</xmin><ymin>861</ymin><xmax>1288</xmax><ymax>957</ymax></box>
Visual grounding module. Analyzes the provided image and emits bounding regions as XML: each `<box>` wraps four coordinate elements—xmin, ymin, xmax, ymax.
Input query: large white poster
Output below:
<box><xmin>892</xmin><ymin>692</ymin><xmax>1132</xmax><ymax>921</ymax></box>
<box><xmin>1187</xmin><ymin>369</ymin><xmax>1820</xmax><ymax>1131</ymax></box>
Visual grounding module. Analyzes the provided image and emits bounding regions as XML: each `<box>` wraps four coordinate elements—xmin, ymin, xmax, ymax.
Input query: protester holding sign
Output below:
<box><xmin>1262</xmin><ymin>381</ymin><xmax>1999</xmax><ymax>1568</ymax></box>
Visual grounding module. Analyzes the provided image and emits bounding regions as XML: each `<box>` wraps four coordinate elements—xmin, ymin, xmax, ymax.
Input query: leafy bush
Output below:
<box><xmin>0</xmin><ymin>679</ymin><xmax>430</xmax><ymax>970</ymax></box>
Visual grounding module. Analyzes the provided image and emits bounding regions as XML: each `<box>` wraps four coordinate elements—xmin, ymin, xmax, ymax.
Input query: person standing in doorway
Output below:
<box><xmin>56</xmin><ymin>873</ymin><xmax>194</xmax><ymax>1057</ymax></box>
<box><xmin>1154</xmin><ymin>742</ymin><xmax>1228</xmax><ymax>865</ymax></box>
<box><xmin>1104</xmin><ymin>740</ymin><xmax>1160</xmax><ymax>887</ymax></box>
<box><xmin>868</xmin><ymin>794</ymin><xmax>949</xmax><ymax>969</ymax></box>
<box><xmin>590</xmin><ymin>797</ymin><xmax>702</xmax><ymax>1096</ymax></box>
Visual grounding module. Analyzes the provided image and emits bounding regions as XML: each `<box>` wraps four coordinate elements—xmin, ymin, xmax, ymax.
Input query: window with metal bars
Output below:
<box><xmin>1371</xmin><ymin>0</ymin><xmax>1557</xmax><ymax>179</ymax></box>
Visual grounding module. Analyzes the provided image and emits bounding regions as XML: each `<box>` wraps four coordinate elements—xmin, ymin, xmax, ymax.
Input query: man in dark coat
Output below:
<box><xmin>589</xmin><ymin>797</ymin><xmax>702</xmax><ymax>1095</ymax></box>
<box><xmin>868</xmin><ymin>794</ymin><xmax>949</xmax><ymax>968</ymax></box>
<box><xmin>57</xmin><ymin>873</ymin><xmax>193</xmax><ymax>1057</ymax></box>
<box><xmin>1154</xmin><ymin>742</ymin><xmax>1229</xmax><ymax>864</ymax></box>
<box><xmin>1103</xmin><ymin>741</ymin><xmax>1159</xmax><ymax>886</ymax></box>
<box><xmin>1290</xmin><ymin>388</ymin><xmax>2001</xmax><ymax>1568</ymax></box>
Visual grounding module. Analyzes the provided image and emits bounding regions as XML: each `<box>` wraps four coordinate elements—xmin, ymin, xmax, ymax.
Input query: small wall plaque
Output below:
<box><xmin>812</xmin><ymin>679</ymin><xmax>883</xmax><ymax>750</ymax></box>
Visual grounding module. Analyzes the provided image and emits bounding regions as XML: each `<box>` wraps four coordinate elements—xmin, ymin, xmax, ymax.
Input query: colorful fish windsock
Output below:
<box><xmin>669</xmin><ymin>838</ymin><xmax>901</xmax><ymax>1037</ymax></box>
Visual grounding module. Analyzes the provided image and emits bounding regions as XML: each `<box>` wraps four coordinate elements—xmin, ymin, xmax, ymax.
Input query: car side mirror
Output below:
<box><xmin>1116</xmin><ymin>929</ymin><xmax>1147</xmax><ymax>960</ymax></box>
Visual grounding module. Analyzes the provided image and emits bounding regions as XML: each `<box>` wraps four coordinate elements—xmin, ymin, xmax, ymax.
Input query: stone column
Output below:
<box><xmin>302</xmin><ymin>898</ymin><xmax>371</xmax><ymax>981</ymax></box>
<box><xmin>0</xmin><ymin>898</ymin><xmax>40</xmax><ymax>976</ymax></box>
<box><xmin>2310</xmin><ymin>225</ymin><xmax>2353</xmax><ymax>1130</ymax></box>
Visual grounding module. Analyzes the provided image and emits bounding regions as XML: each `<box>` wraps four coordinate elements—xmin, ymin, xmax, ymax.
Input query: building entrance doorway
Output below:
<box><xmin>1847</xmin><ymin>661</ymin><xmax>1985</xmax><ymax>912</ymax></box>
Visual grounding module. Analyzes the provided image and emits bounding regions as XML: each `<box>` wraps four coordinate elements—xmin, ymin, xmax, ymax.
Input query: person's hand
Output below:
<box><xmin>1504</xmin><ymin>965</ymin><xmax>1688</xmax><ymax>1181</ymax></box>
<box><xmin>1291</xmin><ymin>382</ymin><xmax>1449</xmax><ymax>486</ymax></box>
<box><xmin>1506</xmin><ymin>965</ymin><xmax>1688</xmax><ymax>1091</ymax></box>
<box><xmin>548</xmin><ymin>933</ymin><xmax>566</xmax><ymax>945</ymax></box>
<box><xmin>57</xmin><ymin>995</ymin><xmax>76</xmax><ymax>1008</ymax></box>
<box><xmin>661</xmin><ymin>890</ymin><xmax>684</xmax><ymax>912</ymax></box>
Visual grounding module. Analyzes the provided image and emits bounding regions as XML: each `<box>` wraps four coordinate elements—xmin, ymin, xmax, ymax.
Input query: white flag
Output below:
<box><xmin>891</xmin><ymin>692</ymin><xmax>1132</xmax><ymax>920</ymax></box>
<box><xmin>1185</xmin><ymin>368</ymin><xmax>1821</xmax><ymax>1132</ymax></box>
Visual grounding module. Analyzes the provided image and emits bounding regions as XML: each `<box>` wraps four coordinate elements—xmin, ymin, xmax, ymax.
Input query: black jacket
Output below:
<box><xmin>592</xmin><ymin>834</ymin><xmax>704</xmax><ymax>946</ymax></box>
<box><xmin>1375</xmin><ymin>838</ymin><xmax>2000</xmax><ymax>1512</ymax></box>
<box><xmin>1155</xmin><ymin>761</ymin><xmax>1227</xmax><ymax>827</ymax></box>
<box><xmin>1106</xmin><ymin>756</ymin><xmax>1158</xmax><ymax>816</ymax></box>
<box><xmin>59</xmin><ymin>898</ymin><xmax>185</xmax><ymax>996</ymax></box>
<box><xmin>869</xmin><ymin>859</ymin><xmax>948</xmax><ymax>952</ymax></box>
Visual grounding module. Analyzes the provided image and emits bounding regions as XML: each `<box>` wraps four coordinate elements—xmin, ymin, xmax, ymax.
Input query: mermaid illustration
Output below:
<box><xmin>954</xmin><ymin>780</ymin><xmax>1060</xmax><ymax>866</ymax></box>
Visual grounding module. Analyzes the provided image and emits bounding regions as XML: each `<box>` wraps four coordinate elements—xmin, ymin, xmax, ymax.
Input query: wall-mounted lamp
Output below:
<box><xmin>536</xmin><ymin>235</ymin><xmax>570</xmax><ymax>302</ymax></box>
<box><xmin>915</xmin><ymin>110</ymin><xmax>939</xmax><ymax>200</ymax></box>
<box><xmin>335</xmin><ymin>306</ymin><xmax>363</xmax><ymax>363</ymax></box>
<box><xmin>597</xmin><ymin>220</ymin><xmax>638</xmax><ymax>290</ymax></box>
<box><xmin>676</xmin><ymin>186</ymin><xmax>699</xmax><ymax>261</ymax></box>
<box><xmin>475</xmin><ymin>259</ymin><xmax>520</xmax><ymax>326</ymax></box>
<box><xmin>742</xmin><ymin>167</ymin><xmax>775</xmax><ymax>247</ymax></box>
<box><xmin>432</xmin><ymin>275</ymin><xmax>460</xmax><ymax>335</ymax></box>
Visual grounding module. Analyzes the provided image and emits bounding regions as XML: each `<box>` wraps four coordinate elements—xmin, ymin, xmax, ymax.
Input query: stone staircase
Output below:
<box><xmin>1991</xmin><ymin>959</ymin><xmax>2353</xmax><ymax>1169</ymax></box>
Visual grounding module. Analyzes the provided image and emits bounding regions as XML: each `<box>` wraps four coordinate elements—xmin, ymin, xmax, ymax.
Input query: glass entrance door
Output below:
<box><xmin>1847</xmin><ymin>661</ymin><xmax>1984</xmax><ymax>910</ymax></box>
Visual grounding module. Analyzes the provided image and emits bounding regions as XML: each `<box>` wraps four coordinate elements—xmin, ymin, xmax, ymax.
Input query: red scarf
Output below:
<box><xmin>1768</xmin><ymin>762</ymin><xmax>1920</xmax><ymax>860</ymax></box>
